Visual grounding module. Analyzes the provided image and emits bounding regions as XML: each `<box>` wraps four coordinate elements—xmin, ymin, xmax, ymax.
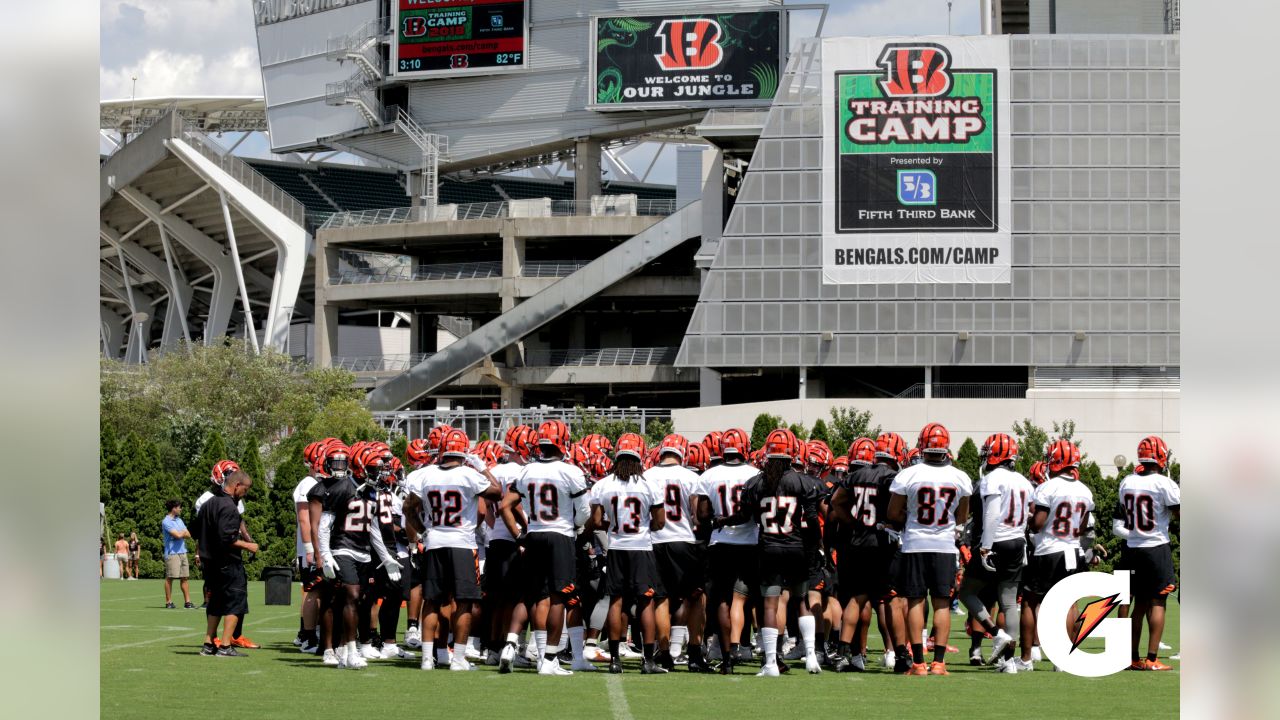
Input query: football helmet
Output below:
<box><xmin>569</xmin><ymin>443</ymin><xmax>592</xmax><ymax>468</ymax></box>
<box><xmin>917</xmin><ymin>423</ymin><xmax>951</xmax><ymax>454</ymax></box>
<box><xmin>764</xmin><ymin>428</ymin><xmax>799</xmax><ymax>460</ymax></box>
<box><xmin>875</xmin><ymin>432</ymin><xmax>907</xmax><ymax>465</ymax></box>
<box><xmin>1027</xmin><ymin>460</ymin><xmax>1049</xmax><ymax>485</ymax></box>
<box><xmin>440</xmin><ymin>428</ymin><xmax>470</xmax><ymax>459</ymax></box>
<box><xmin>322</xmin><ymin>442</ymin><xmax>351</xmax><ymax>480</ymax></box>
<box><xmin>721</xmin><ymin>428</ymin><xmax>750</xmax><ymax>459</ymax></box>
<box><xmin>805</xmin><ymin>440</ymin><xmax>833</xmax><ymax>471</ymax></box>
<box><xmin>506</xmin><ymin>425</ymin><xmax>538</xmax><ymax>462</ymax></box>
<box><xmin>211</xmin><ymin>460</ymin><xmax>240</xmax><ymax>485</ymax></box>
<box><xmin>685</xmin><ymin>442</ymin><xmax>709</xmax><ymax>472</ymax></box>
<box><xmin>702</xmin><ymin>431</ymin><xmax>724</xmax><ymax>462</ymax></box>
<box><xmin>905</xmin><ymin>447</ymin><xmax>922</xmax><ymax>466</ymax></box>
<box><xmin>537</xmin><ymin>420</ymin><xmax>571</xmax><ymax>456</ymax></box>
<box><xmin>849</xmin><ymin>438</ymin><xmax>876</xmax><ymax>466</ymax></box>
<box><xmin>659</xmin><ymin>433</ymin><xmax>690</xmax><ymax>461</ymax></box>
<box><xmin>615</xmin><ymin>433</ymin><xmax>646</xmax><ymax>461</ymax></box>
<box><xmin>407</xmin><ymin>438</ymin><xmax>432</xmax><ymax>467</ymax></box>
<box><xmin>1137</xmin><ymin>435</ymin><xmax>1170</xmax><ymax>471</ymax></box>
<box><xmin>832</xmin><ymin>455</ymin><xmax>850</xmax><ymax>473</ymax></box>
<box><xmin>981</xmin><ymin>433</ymin><xmax>1019</xmax><ymax>467</ymax></box>
<box><xmin>1047</xmin><ymin>439</ymin><xmax>1081</xmax><ymax>477</ymax></box>
<box><xmin>581</xmin><ymin>434</ymin><xmax>614</xmax><ymax>458</ymax></box>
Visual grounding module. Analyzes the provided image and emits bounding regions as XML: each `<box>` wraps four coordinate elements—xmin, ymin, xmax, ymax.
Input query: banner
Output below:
<box><xmin>592</xmin><ymin>10</ymin><xmax>784</xmax><ymax>109</ymax></box>
<box><xmin>822</xmin><ymin>36</ymin><xmax>1011</xmax><ymax>284</ymax></box>
<box><xmin>393</xmin><ymin>0</ymin><xmax>527</xmax><ymax>78</ymax></box>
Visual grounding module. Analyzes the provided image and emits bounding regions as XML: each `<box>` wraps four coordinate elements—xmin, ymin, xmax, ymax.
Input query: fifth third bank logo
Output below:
<box><xmin>1037</xmin><ymin>571</ymin><xmax>1133</xmax><ymax>677</ymax></box>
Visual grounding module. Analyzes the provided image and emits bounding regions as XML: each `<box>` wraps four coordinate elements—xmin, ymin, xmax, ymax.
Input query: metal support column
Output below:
<box><xmin>219</xmin><ymin>191</ymin><xmax>259</xmax><ymax>353</ymax></box>
<box><xmin>157</xmin><ymin>225</ymin><xmax>193</xmax><ymax>347</ymax></box>
<box><xmin>924</xmin><ymin>367</ymin><xmax>933</xmax><ymax>399</ymax></box>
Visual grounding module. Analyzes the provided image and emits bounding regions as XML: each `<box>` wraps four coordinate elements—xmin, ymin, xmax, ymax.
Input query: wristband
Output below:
<box><xmin>303</xmin><ymin>542</ymin><xmax>314</xmax><ymax>554</ymax></box>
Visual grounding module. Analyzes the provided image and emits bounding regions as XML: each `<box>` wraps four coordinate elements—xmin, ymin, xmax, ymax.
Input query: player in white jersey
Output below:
<box><xmin>887</xmin><ymin>423</ymin><xmax>972</xmax><ymax>676</ymax></box>
<box><xmin>403</xmin><ymin>428</ymin><xmax>500</xmax><ymax>671</ymax></box>
<box><xmin>645</xmin><ymin>433</ymin><xmax>710</xmax><ymax>672</ymax></box>
<box><xmin>478</xmin><ymin>426</ymin><xmax>535</xmax><ymax>666</ymax></box>
<box><xmin>498</xmin><ymin>420</ymin><xmax>591</xmax><ymax>676</ymax></box>
<box><xmin>694</xmin><ymin>428</ymin><xmax>759</xmax><ymax>673</ymax></box>
<box><xmin>588</xmin><ymin>438</ymin><xmax>667</xmax><ymax>674</ymax></box>
<box><xmin>292</xmin><ymin>441</ymin><xmax>329</xmax><ymax>653</ymax></box>
<box><xmin>1113</xmin><ymin>435</ymin><xmax>1180</xmax><ymax>671</ymax></box>
<box><xmin>955</xmin><ymin>433</ymin><xmax>1033</xmax><ymax>672</ymax></box>
<box><xmin>1018</xmin><ymin>439</ymin><xmax>1094</xmax><ymax>670</ymax></box>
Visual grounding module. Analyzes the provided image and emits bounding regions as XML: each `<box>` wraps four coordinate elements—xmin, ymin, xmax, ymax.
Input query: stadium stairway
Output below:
<box><xmin>366</xmin><ymin>200</ymin><xmax>703</xmax><ymax>411</ymax></box>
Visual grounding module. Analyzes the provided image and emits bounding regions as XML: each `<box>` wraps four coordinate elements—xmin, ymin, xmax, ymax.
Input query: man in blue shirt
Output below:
<box><xmin>161</xmin><ymin>499</ymin><xmax>194</xmax><ymax>609</ymax></box>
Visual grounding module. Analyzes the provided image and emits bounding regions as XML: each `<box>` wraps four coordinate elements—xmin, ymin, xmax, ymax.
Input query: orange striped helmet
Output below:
<box><xmin>905</xmin><ymin>447</ymin><xmax>922</xmax><ymax>466</ymax></box>
<box><xmin>303</xmin><ymin>442</ymin><xmax>321</xmax><ymax>469</ymax></box>
<box><xmin>685</xmin><ymin>442</ymin><xmax>709</xmax><ymax>472</ymax></box>
<box><xmin>1137</xmin><ymin>435</ymin><xmax>1170</xmax><ymax>471</ymax></box>
<box><xmin>981</xmin><ymin>433</ymin><xmax>1019</xmax><ymax>466</ymax></box>
<box><xmin>832</xmin><ymin>455</ymin><xmax>850</xmax><ymax>473</ymax></box>
<box><xmin>875</xmin><ymin>432</ymin><xmax>907</xmax><ymax>465</ymax></box>
<box><xmin>848</xmin><ymin>438</ymin><xmax>876</xmax><ymax>466</ymax></box>
<box><xmin>1027</xmin><ymin>460</ymin><xmax>1048</xmax><ymax>485</ymax></box>
<box><xmin>805</xmin><ymin>440</ymin><xmax>833</xmax><ymax>469</ymax></box>
<box><xmin>581</xmin><ymin>434</ymin><xmax>614</xmax><ymax>458</ymax></box>
<box><xmin>387</xmin><ymin>456</ymin><xmax>403</xmax><ymax>484</ymax></box>
<box><xmin>507</xmin><ymin>425</ymin><xmax>538</xmax><ymax>462</ymax></box>
<box><xmin>480</xmin><ymin>440</ymin><xmax>504</xmax><ymax>467</ymax></box>
<box><xmin>569</xmin><ymin>443</ymin><xmax>592</xmax><ymax>468</ymax></box>
<box><xmin>407</xmin><ymin>437</ymin><xmax>432</xmax><ymax>467</ymax></box>
<box><xmin>538</xmin><ymin>420</ymin><xmax>571</xmax><ymax>456</ymax></box>
<box><xmin>425</xmin><ymin>426</ymin><xmax>449</xmax><ymax>457</ymax></box>
<box><xmin>702</xmin><ymin>431</ymin><xmax>724</xmax><ymax>461</ymax></box>
<box><xmin>917</xmin><ymin>423</ymin><xmax>951</xmax><ymax>454</ymax></box>
<box><xmin>721</xmin><ymin>428</ymin><xmax>750</xmax><ymax>459</ymax></box>
<box><xmin>659</xmin><ymin>433</ymin><xmax>690</xmax><ymax>461</ymax></box>
<box><xmin>211</xmin><ymin>460</ymin><xmax>240</xmax><ymax>484</ymax></box>
<box><xmin>322</xmin><ymin>442</ymin><xmax>351</xmax><ymax>479</ymax></box>
<box><xmin>440</xmin><ymin>428</ymin><xmax>470</xmax><ymax>459</ymax></box>
<box><xmin>1047</xmin><ymin>439</ymin><xmax>1081</xmax><ymax>476</ymax></box>
<box><xmin>586</xmin><ymin>453</ymin><xmax>613</xmax><ymax>480</ymax></box>
<box><xmin>751</xmin><ymin>448</ymin><xmax>766</xmax><ymax>468</ymax></box>
<box><xmin>615</xmin><ymin>433</ymin><xmax>646</xmax><ymax>461</ymax></box>
<box><xmin>764</xmin><ymin>428</ymin><xmax>799</xmax><ymax>460</ymax></box>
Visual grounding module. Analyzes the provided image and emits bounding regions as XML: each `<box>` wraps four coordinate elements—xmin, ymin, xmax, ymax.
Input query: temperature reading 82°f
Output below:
<box><xmin>496</xmin><ymin>52</ymin><xmax>522</xmax><ymax>65</ymax></box>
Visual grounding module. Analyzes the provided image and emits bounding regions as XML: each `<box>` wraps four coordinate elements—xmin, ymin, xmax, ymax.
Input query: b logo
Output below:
<box><xmin>877</xmin><ymin>44</ymin><xmax>952</xmax><ymax>97</ymax></box>
<box><xmin>1037</xmin><ymin>571</ymin><xmax>1133</xmax><ymax>677</ymax></box>
<box><xmin>403</xmin><ymin>16</ymin><xmax>426</xmax><ymax>38</ymax></box>
<box><xmin>654</xmin><ymin>19</ymin><xmax>724</xmax><ymax>71</ymax></box>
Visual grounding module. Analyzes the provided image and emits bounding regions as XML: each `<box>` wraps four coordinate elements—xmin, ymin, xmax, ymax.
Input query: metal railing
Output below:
<box><xmin>524</xmin><ymin>261</ymin><xmax>590</xmax><ymax>278</ymax></box>
<box><xmin>332</xmin><ymin>261</ymin><xmax>502</xmax><ymax>285</ymax></box>
<box><xmin>895</xmin><ymin>383</ymin><xmax>1029</xmax><ymax>399</ymax></box>
<box><xmin>523</xmin><ymin>347</ymin><xmax>679</xmax><ymax>368</ymax></box>
<box><xmin>372</xmin><ymin>407</ymin><xmax>673</xmax><ymax>445</ymax></box>
<box><xmin>320</xmin><ymin>198</ymin><xmax>680</xmax><ymax>229</ymax></box>
<box><xmin>179</xmin><ymin>120</ymin><xmax>306</xmax><ymax>226</ymax></box>
<box><xmin>699</xmin><ymin>107</ymin><xmax>771</xmax><ymax>129</ymax></box>
<box><xmin>332</xmin><ymin>353</ymin><xmax>433</xmax><ymax>373</ymax></box>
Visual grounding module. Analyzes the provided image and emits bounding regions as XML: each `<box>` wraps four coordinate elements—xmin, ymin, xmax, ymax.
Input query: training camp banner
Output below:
<box><xmin>821</xmin><ymin>36</ymin><xmax>1011</xmax><ymax>284</ymax></box>
<box><xmin>592</xmin><ymin>9</ymin><xmax>784</xmax><ymax>109</ymax></box>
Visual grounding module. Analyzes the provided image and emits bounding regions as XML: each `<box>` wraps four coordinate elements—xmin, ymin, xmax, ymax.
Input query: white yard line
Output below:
<box><xmin>100</xmin><ymin>612</ymin><xmax>292</xmax><ymax>654</ymax></box>
<box><xmin>604</xmin><ymin>674</ymin><xmax>635</xmax><ymax>720</ymax></box>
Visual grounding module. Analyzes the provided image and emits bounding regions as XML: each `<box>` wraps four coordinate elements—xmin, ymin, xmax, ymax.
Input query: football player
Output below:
<box><xmin>829</xmin><ymin>433</ymin><xmax>905</xmax><ymax>672</ymax></box>
<box><xmin>403</xmin><ymin>429</ymin><xmax>501</xmax><ymax>670</ymax></box>
<box><xmin>1114</xmin><ymin>435</ymin><xmax>1179</xmax><ymax>671</ymax></box>
<box><xmin>702</xmin><ymin>431</ymin><xmax>724</xmax><ymax>470</ymax></box>
<box><xmin>194</xmin><ymin>459</ymin><xmax>259</xmax><ymax>649</ymax></box>
<box><xmin>713</xmin><ymin>429</ymin><xmax>821</xmax><ymax>677</ymax></box>
<box><xmin>372</xmin><ymin>454</ymin><xmax>416</xmax><ymax>660</ymax></box>
<box><xmin>886</xmin><ymin>423</ymin><xmax>973</xmax><ymax>676</ymax></box>
<box><xmin>1018</xmin><ymin>439</ymin><xmax>1093</xmax><ymax>671</ymax></box>
<box><xmin>292</xmin><ymin>440</ymin><xmax>333</xmax><ymax>653</ymax></box>
<box><xmin>646</xmin><ymin>434</ymin><xmax>710</xmax><ymax>672</ymax></box>
<box><xmin>956</xmin><ymin>433</ymin><xmax>1033</xmax><ymax>673</ymax></box>
<box><xmin>695</xmin><ymin>428</ymin><xmax>758</xmax><ymax>674</ymax></box>
<box><xmin>784</xmin><ymin>440</ymin><xmax>832</xmax><ymax>668</ymax></box>
<box><xmin>498</xmin><ymin>420</ymin><xmax>592</xmax><ymax>675</ymax></box>
<box><xmin>401</xmin><ymin>436</ymin><xmax>436</xmax><ymax>650</ymax></box>
<box><xmin>589</xmin><ymin>434</ymin><xmax>668</xmax><ymax>674</ymax></box>
<box><xmin>482</xmin><ymin>425</ymin><xmax>535</xmax><ymax>666</ymax></box>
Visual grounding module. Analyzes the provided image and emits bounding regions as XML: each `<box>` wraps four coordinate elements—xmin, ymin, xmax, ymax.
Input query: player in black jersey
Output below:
<box><xmin>828</xmin><ymin>432</ymin><xmax>907</xmax><ymax>672</ymax></box>
<box><xmin>713</xmin><ymin>429</ymin><xmax>820</xmax><ymax>677</ymax></box>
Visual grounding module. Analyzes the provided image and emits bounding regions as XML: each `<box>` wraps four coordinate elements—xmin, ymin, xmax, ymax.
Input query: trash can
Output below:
<box><xmin>103</xmin><ymin>554</ymin><xmax>121</xmax><ymax>579</ymax></box>
<box><xmin>263</xmin><ymin>566</ymin><xmax>292</xmax><ymax>606</ymax></box>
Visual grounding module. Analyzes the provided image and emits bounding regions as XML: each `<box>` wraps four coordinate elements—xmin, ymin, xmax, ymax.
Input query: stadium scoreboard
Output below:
<box><xmin>393</xmin><ymin>0</ymin><xmax>528</xmax><ymax>78</ymax></box>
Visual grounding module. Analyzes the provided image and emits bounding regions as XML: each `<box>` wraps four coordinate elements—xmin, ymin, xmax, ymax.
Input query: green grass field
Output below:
<box><xmin>101</xmin><ymin>580</ymin><xmax>1178</xmax><ymax>719</ymax></box>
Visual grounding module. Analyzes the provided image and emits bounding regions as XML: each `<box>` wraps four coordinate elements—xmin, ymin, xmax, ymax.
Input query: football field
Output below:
<box><xmin>101</xmin><ymin>580</ymin><xmax>1178</xmax><ymax>719</ymax></box>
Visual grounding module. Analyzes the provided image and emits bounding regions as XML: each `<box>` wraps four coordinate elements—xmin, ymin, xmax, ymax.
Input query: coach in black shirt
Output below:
<box><xmin>193</xmin><ymin>470</ymin><xmax>258</xmax><ymax>657</ymax></box>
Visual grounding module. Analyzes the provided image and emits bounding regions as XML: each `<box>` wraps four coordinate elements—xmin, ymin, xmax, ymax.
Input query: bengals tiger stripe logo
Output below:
<box><xmin>654</xmin><ymin>19</ymin><xmax>724</xmax><ymax>71</ymax></box>
<box><xmin>877</xmin><ymin>44</ymin><xmax>952</xmax><ymax>97</ymax></box>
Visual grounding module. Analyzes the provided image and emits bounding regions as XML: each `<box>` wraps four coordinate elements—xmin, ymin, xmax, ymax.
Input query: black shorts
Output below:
<box><xmin>1120</xmin><ymin>544</ymin><xmax>1178</xmax><ymax>600</ymax></box>
<box><xmin>964</xmin><ymin>538</ymin><xmax>1027</xmax><ymax>585</ymax></box>
<box><xmin>708</xmin><ymin>543</ymin><xmax>757</xmax><ymax>602</ymax></box>
<box><xmin>759</xmin><ymin>545</ymin><xmax>809</xmax><ymax>598</ymax></box>
<box><xmin>837</xmin><ymin>544</ymin><xmax>895</xmax><ymax>603</ymax></box>
<box><xmin>409</xmin><ymin>550</ymin><xmax>427</xmax><ymax>587</ymax></box>
<box><xmin>335</xmin><ymin>555</ymin><xmax>375</xmax><ymax>588</ymax></box>
<box><xmin>654</xmin><ymin>541</ymin><xmax>705</xmax><ymax>598</ymax></box>
<box><xmin>482</xmin><ymin>540</ymin><xmax>522</xmax><ymax>601</ymax></box>
<box><xmin>206</xmin><ymin>561</ymin><xmax>248</xmax><ymax>617</ymax></box>
<box><xmin>423</xmin><ymin>547</ymin><xmax>481</xmax><ymax>602</ymax></box>
<box><xmin>805</xmin><ymin>549</ymin><xmax>828</xmax><ymax>593</ymax></box>
<box><xmin>521</xmin><ymin>532</ymin><xmax>578</xmax><ymax>602</ymax></box>
<box><xmin>895</xmin><ymin>551</ymin><xmax>959</xmax><ymax>599</ymax></box>
<box><xmin>376</xmin><ymin>557</ymin><xmax>411</xmax><ymax>601</ymax></box>
<box><xmin>606</xmin><ymin>549</ymin><xmax>663</xmax><ymax>601</ymax></box>
<box><xmin>1022</xmin><ymin>549</ymin><xmax>1085</xmax><ymax>599</ymax></box>
<box><xmin>296</xmin><ymin>557</ymin><xmax>322</xmax><ymax>592</ymax></box>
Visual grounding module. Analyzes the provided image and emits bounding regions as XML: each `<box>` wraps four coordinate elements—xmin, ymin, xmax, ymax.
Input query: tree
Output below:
<box><xmin>751</xmin><ymin>413</ymin><xmax>784</xmax><ymax>450</ymax></box>
<box><xmin>236</xmin><ymin>438</ymin><xmax>281</xmax><ymax>578</ymax></box>
<box><xmin>955</xmin><ymin>437</ymin><xmax>981</xmax><ymax>481</ymax></box>
<box><xmin>788</xmin><ymin>422</ymin><xmax>809</xmax><ymax>440</ymax></box>
<box><xmin>644</xmin><ymin>418</ymin><xmax>675</xmax><ymax>448</ymax></box>
<box><xmin>104</xmin><ymin>433</ymin><xmax>173</xmax><ymax>578</ymax></box>
<box><xmin>808</xmin><ymin>419</ymin><xmax>831</xmax><ymax>448</ymax></box>
<box><xmin>572</xmin><ymin>407</ymin><xmax>641</xmax><ymax>443</ymax></box>
<box><xmin>300</xmin><ymin>397</ymin><xmax>383</xmax><ymax>446</ymax></box>
<box><xmin>827</xmin><ymin>407</ymin><xmax>881</xmax><ymax>455</ymax></box>
<box><xmin>182</xmin><ymin>430</ymin><xmax>228</xmax><ymax>509</ymax></box>
<box><xmin>1011</xmin><ymin>419</ymin><xmax>1049</xmax><ymax>476</ymax></box>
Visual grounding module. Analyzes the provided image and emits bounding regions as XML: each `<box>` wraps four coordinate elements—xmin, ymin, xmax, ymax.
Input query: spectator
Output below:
<box><xmin>193</xmin><ymin>470</ymin><xmax>257</xmax><ymax>657</ymax></box>
<box><xmin>100</xmin><ymin>539</ymin><xmax>106</xmax><ymax>578</ymax></box>
<box><xmin>114</xmin><ymin>534</ymin><xmax>131</xmax><ymax>580</ymax></box>
<box><xmin>161</xmin><ymin>500</ymin><xmax>194</xmax><ymax>609</ymax></box>
<box><xmin>128</xmin><ymin>532</ymin><xmax>141</xmax><ymax>580</ymax></box>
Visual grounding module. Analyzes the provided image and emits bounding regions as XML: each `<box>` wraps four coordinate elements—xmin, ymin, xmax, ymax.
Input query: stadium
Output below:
<box><xmin>98</xmin><ymin>0</ymin><xmax>1180</xmax><ymax>715</ymax></box>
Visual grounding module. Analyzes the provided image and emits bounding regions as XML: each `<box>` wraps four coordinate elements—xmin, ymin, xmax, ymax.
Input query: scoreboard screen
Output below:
<box><xmin>392</xmin><ymin>0</ymin><xmax>528</xmax><ymax>79</ymax></box>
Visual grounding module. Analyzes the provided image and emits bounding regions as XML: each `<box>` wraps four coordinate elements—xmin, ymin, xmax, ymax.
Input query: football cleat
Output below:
<box><xmin>292</xmin><ymin>634</ymin><xmax>304</xmax><ymax>646</ymax></box>
<box><xmin>299</xmin><ymin>639</ymin><xmax>320</xmax><ymax>654</ymax></box>
<box><xmin>1013</xmin><ymin>658</ymin><xmax>1034</xmax><ymax>672</ymax></box>
<box><xmin>850</xmin><ymin>654</ymin><xmax>866</xmax><ymax>672</ymax></box>
<box><xmin>348</xmin><ymin>652</ymin><xmax>368</xmax><ymax>670</ymax></box>
<box><xmin>449</xmin><ymin>657</ymin><xmax>476</xmax><ymax>671</ymax></box>
<box><xmin>585</xmin><ymin>644</ymin><xmax>611</xmax><ymax>663</ymax></box>
<box><xmin>717</xmin><ymin>658</ymin><xmax>735</xmax><ymax>675</ymax></box>
<box><xmin>609</xmin><ymin>656</ymin><xmax>623</xmax><ymax>674</ymax></box>
<box><xmin>484</xmin><ymin>649</ymin><xmax>500</xmax><ymax>666</ymax></box>
<box><xmin>184</xmin><ymin>602</ymin><xmax>195</xmax><ymax>609</ymax></box>
<box><xmin>381</xmin><ymin>644</ymin><xmax>414</xmax><ymax>660</ymax></box>
<box><xmin>420</xmin><ymin>655</ymin><xmax>435</xmax><ymax>671</ymax></box>
<box><xmin>360</xmin><ymin>643</ymin><xmax>381</xmax><ymax>660</ymax></box>
<box><xmin>831</xmin><ymin>654</ymin><xmax>852</xmax><ymax>673</ymax></box>
<box><xmin>1158</xmin><ymin>641</ymin><xmax>1173</xmax><ymax>651</ymax></box>
<box><xmin>465</xmin><ymin>641</ymin><xmax>484</xmax><ymax>660</ymax></box>
<box><xmin>882</xmin><ymin>649</ymin><xmax>895</xmax><ymax>669</ymax></box>
<box><xmin>200</xmin><ymin>642</ymin><xmax>217</xmax><ymax>656</ymax></box>
<box><xmin>641</xmin><ymin>659</ymin><xmax>668</xmax><ymax>675</ymax></box>
<box><xmin>688</xmin><ymin>656</ymin><xmax>713</xmax><ymax>673</ymax></box>
<box><xmin>970</xmin><ymin>647</ymin><xmax>984</xmax><ymax>666</ymax></box>
<box><xmin>498</xmin><ymin>642</ymin><xmax>516</xmax><ymax>673</ymax></box>
<box><xmin>1030</xmin><ymin>646</ymin><xmax>1043</xmax><ymax>663</ymax></box>
<box><xmin>322</xmin><ymin>649</ymin><xmax>339</xmax><ymax>666</ymax></box>
<box><xmin>619</xmin><ymin>643</ymin><xmax>643</xmax><ymax>659</ymax></box>
<box><xmin>215</xmin><ymin>646</ymin><xmax>246</xmax><ymax>658</ymax></box>
<box><xmin>907</xmin><ymin>663</ymin><xmax>929</xmax><ymax>676</ymax></box>
<box><xmin>404</xmin><ymin>626</ymin><xmax>422</xmax><ymax>648</ymax></box>
<box><xmin>755</xmin><ymin>662</ymin><xmax>780</xmax><ymax>677</ymax></box>
<box><xmin>929</xmin><ymin>661</ymin><xmax>949</xmax><ymax>676</ymax></box>
<box><xmin>231</xmin><ymin>636</ymin><xmax>260</xmax><ymax>649</ymax></box>
<box><xmin>782</xmin><ymin>642</ymin><xmax>806</xmax><ymax>661</ymax></box>
<box><xmin>805</xmin><ymin>653</ymin><xmax>822</xmax><ymax>674</ymax></box>
<box><xmin>989</xmin><ymin>629</ymin><xmax>1014</xmax><ymax>664</ymax></box>
<box><xmin>995</xmin><ymin>657</ymin><xmax>1018</xmax><ymax>674</ymax></box>
<box><xmin>514</xmin><ymin>654</ymin><xmax>534</xmax><ymax>668</ymax></box>
<box><xmin>655</xmin><ymin>650</ymin><xmax>675</xmax><ymax>671</ymax></box>
<box><xmin>570</xmin><ymin>659</ymin><xmax>598</xmax><ymax>672</ymax></box>
<box><xmin>538</xmin><ymin>658</ymin><xmax>573</xmax><ymax>676</ymax></box>
<box><xmin>1143</xmin><ymin>659</ymin><xmax>1173</xmax><ymax>671</ymax></box>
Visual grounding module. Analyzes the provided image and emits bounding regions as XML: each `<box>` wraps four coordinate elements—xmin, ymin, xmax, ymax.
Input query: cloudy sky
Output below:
<box><xmin>100</xmin><ymin>0</ymin><xmax>979</xmax><ymax>99</ymax></box>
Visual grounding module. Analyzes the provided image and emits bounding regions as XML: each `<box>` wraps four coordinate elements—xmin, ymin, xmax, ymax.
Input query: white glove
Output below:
<box><xmin>979</xmin><ymin>547</ymin><xmax>998</xmax><ymax>573</ymax></box>
<box><xmin>383</xmin><ymin>559</ymin><xmax>401</xmax><ymax>584</ymax></box>
<box><xmin>884</xmin><ymin>527</ymin><xmax>902</xmax><ymax>544</ymax></box>
<box><xmin>321</xmin><ymin>553</ymin><xmax>338</xmax><ymax>580</ymax></box>
<box><xmin>465</xmin><ymin>453</ymin><xmax>487</xmax><ymax>472</ymax></box>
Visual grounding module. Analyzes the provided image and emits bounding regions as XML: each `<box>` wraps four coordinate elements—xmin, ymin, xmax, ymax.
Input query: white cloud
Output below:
<box><xmin>100</xmin><ymin>47</ymin><xmax>262</xmax><ymax>100</ymax></box>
